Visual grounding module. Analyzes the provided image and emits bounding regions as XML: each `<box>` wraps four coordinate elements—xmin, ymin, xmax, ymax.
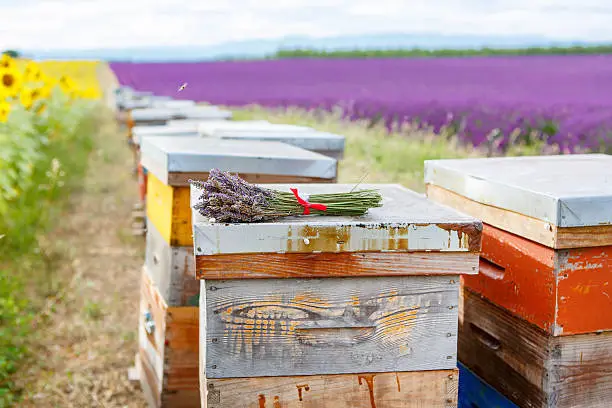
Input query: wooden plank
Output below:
<box><xmin>139</xmin><ymin>268</ymin><xmax>201</xmax><ymax>406</ymax></box>
<box><xmin>459</xmin><ymin>288</ymin><xmax>612</xmax><ymax>408</ymax></box>
<box><xmin>457</xmin><ymin>362</ymin><xmax>518</xmax><ymax>408</ymax></box>
<box><xmin>464</xmin><ymin>224</ymin><xmax>612</xmax><ymax>335</ymax></box>
<box><xmin>424</xmin><ymin>154</ymin><xmax>612</xmax><ymax>228</ymax></box>
<box><xmin>203</xmin><ymin>369</ymin><xmax>459</xmax><ymax>408</ymax></box>
<box><xmin>427</xmin><ymin>184</ymin><xmax>612</xmax><ymax>249</ymax></box>
<box><xmin>140</xmin><ymin>137</ymin><xmax>337</xmax><ymax>185</ymax></box>
<box><xmin>145</xmin><ymin>221</ymin><xmax>199</xmax><ymax>306</ymax></box>
<box><xmin>195</xmin><ymin>252</ymin><xmax>479</xmax><ymax>280</ymax></box>
<box><xmin>192</xmin><ymin>183</ymin><xmax>482</xmax><ymax>256</ymax></box>
<box><xmin>168</xmin><ymin>171</ymin><xmax>335</xmax><ymax>187</ymax></box>
<box><xmin>203</xmin><ymin>275</ymin><xmax>460</xmax><ymax>378</ymax></box>
<box><xmin>139</xmin><ymin>268</ymin><xmax>167</xmax><ymax>407</ymax></box>
<box><xmin>146</xmin><ymin>171</ymin><xmax>179</xmax><ymax>246</ymax></box>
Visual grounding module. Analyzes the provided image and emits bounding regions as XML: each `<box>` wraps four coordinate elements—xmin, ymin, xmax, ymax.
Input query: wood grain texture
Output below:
<box><xmin>168</xmin><ymin>171</ymin><xmax>336</xmax><ymax>187</ymax></box>
<box><xmin>202</xmin><ymin>276</ymin><xmax>460</xmax><ymax>378</ymax></box>
<box><xmin>464</xmin><ymin>224</ymin><xmax>612</xmax><ymax>335</ymax></box>
<box><xmin>426</xmin><ymin>184</ymin><xmax>612</xmax><ymax>249</ymax></box>
<box><xmin>138</xmin><ymin>268</ymin><xmax>201</xmax><ymax>407</ymax></box>
<box><xmin>195</xmin><ymin>251</ymin><xmax>479</xmax><ymax>280</ymax></box>
<box><xmin>459</xmin><ymin>288</ymin><xmax>612</xmax><ymax>408</ymax></box>
<box><xmin>139</xmin><ymin>268</ymin><xmax>167</xmax><ymax>408</ymax></box>
<box><xmin>202</xmin><ymin>369</ymin><xmax>459</xmax><ymax>408</ymax></box>
<box><xmin>145</xmin><ymin>220</ymin><xmax>199</xmax><ymax>306</ymax></box>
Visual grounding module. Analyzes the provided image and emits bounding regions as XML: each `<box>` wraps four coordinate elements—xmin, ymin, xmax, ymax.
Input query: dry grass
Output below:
<box><xmin>14</xmin><ymin>111</ymin><xmax>148</xmax><ymax>407</ymax></box>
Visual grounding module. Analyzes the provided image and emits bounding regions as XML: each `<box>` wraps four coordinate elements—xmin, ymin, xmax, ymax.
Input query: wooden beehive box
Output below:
<box><xmin>138</xmin><ymin>138</ymin><xmax>338</xmax><ymax>407</ymax></box>
<box><xmin>151</xmin><ymin>99</ymin><xmax>196</xmax><ymax>109</ymax></box>
<box><xmin>191</xmin><ymin>183</ymin><xmax>482</xmax><ymax>407</ymax></box>
<box><xmin>209</xmin><ymin>129</ymin><xmax>346</xmax><ymax>160</ymax></box>
<box><xmin>425</xmin><ymin>153</ymin><xmax>612</xmax><ymax>408</ymax></box>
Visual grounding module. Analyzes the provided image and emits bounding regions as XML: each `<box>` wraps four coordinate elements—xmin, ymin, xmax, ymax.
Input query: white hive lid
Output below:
<box><xmin>141</xmin><ymin>137</ymin><xmax>337</xmax><ymax>184</ymax></box>
<box><xmin>198</xmin><ymin>121</ymin><xmax>312</xmax><ymax>136</ymax></box>
<box><xmin>132</xmin><ymin>124</ymin><xmax>199</xmax><ymax>145</ymax></box>
<box><xmin>425</xmin><ymin>154</ymin><xmax>612</xmax><ymax>228</ymax></box>
<box><xmin>190</xmin><ymin>183</ymin><xmax>481</xmax><ymax>255</ymax></box>
<box><xmin>213</xmin><ymin>129</ymin><xmax>345</xmax><ymax>152</ymax></box>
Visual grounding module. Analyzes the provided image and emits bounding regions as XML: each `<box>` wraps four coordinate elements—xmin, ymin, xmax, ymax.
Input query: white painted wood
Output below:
<box><xmin>145</xmin><ymin>219</ymin><xmax>198</xmax><ymax>307</ymax></box>
<box><xmin>133</xmin><ymin>125</ymin><xmax>199</xmax><ymax>146</ymax></box>
<box><xmin>150</xmin><ymin>99</ymin><xmax>196</xmax><ymax>109</ymax></box>
<box><xmin>202</xmin><ymin>275</ymin><xmax>460</xmax><ymax>377</ymax></box>
<box><xmin>131</xmin><ymin>106</ymin><xmax>231</xmax><ymax>122</ymax></box>
<box><xmin>425</xmin><ymin>154</ymin><xmax>612</xmax><ymax>228</ymax></box>
<box><xmin>141</xmin><ymin>137</ymin><xmax>337</xmax><ymax>185</ymax></box>
<box><xmin>211</xmin><ymin>130</ymin><xmax>345</xmax><ymax>155</ymax></box>
<box><xmin>191</xmin><ymin>183</ymin><xmax>480</xmax><ymax>255</ymax></box>
<box><xmin>198</xmin><ymin>121</ymin><xmax>312</xmax><ymax>136</ymax></box>
<box><xmin>167</xmin><ymin>119</ymin><xmax>269</xmax><ymax>127</ymax></box>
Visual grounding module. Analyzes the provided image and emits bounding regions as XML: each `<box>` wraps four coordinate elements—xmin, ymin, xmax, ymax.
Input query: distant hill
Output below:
<box><xmin>17</xmin><ymin>32</ymin><xmax>612</xmax><ymax>62</ymax></box>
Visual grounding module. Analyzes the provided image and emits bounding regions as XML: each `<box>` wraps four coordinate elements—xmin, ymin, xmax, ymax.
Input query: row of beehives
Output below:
<box><xmin>114</xmin><ymin>86</ymin><xmax>612</xmax><ymax>408</ymax></box>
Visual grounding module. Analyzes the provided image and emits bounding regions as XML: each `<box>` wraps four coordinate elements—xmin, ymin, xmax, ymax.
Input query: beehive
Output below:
<box><xmin>191</xmin><ymin>183</ymin><xmax>482</xmax><ymax>407</ymax></box>
<box><xmin>458</xmin><ymin>362</ymin><xmax>518</xmax><ymax>408</ymax></box>
<box><xmin>208</xmin><ymin>129</ymin><xmax>346</xmax><ymax>160</ymax></box>
<box><xmin>138</xmin><ymin>137</ymin><xmax>338</xmax><ymax>407</ymax></box>
<box><xmin>425</xmin><ymin>153</ymin><xmax>612</xmax><ymax>408</ymax></box>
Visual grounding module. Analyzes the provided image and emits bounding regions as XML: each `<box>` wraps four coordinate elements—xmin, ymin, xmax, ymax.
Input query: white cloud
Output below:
<box><xmin>0</xmin><ymin>0</ymin><xmax>610</xmax><ymax>50</ymax></box>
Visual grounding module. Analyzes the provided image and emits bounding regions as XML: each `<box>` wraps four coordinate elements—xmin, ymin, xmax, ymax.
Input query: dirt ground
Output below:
<box><xmin>16</xmin><ymin>110</ymin><xmax>149</xmax><ymax>407</ymax></box>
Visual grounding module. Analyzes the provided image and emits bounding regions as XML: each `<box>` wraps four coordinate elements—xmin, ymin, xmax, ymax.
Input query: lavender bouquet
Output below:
<box><xmin>190</xmin><ymin>169</ymin><xmax>383</xmax><ymax>223</ymax></box>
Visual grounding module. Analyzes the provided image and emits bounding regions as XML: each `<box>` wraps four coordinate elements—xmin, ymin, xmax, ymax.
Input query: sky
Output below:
<box><xmin>0</xmin><ymin>0</ymin><xmax>611</xmax><ymax>50</ymax></box>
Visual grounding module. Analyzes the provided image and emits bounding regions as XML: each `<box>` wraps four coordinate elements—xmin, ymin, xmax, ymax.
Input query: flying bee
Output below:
<box><xmin>177</xmin><ymin>82</ymin><xmax>188</xmax><ymax>92</ymax></box>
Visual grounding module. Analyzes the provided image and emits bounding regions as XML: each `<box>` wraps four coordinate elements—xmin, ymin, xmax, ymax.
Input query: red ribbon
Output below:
<box><xmin>290</xmin><ymin>188</ymin><xmax>327</xmax><ymax>215</ymax></box>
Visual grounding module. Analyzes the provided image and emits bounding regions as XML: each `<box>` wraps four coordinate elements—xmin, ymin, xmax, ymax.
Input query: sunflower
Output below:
<box><xmin>0</xmin><ymin>67</ymin><xmax>23</xmax><ymax>98</ymax></box>
<box><xmin>0</xmin><ymin>54</ymin><xmax>15</xmax><ymax>70</ymax></box>
<box><xmin>58</xmin><ymin>75</ymin><xmax>76</xmax><ymax>94</ymax></box>
<box><xmin>0</xmin><ymin>100</ymin><xmax>11</xmax><ymax>122</ymax></box>
<box><xmin>23</xmin><ymin>61</ymin><xmax>43</xmax><ymax>83</ymax></box>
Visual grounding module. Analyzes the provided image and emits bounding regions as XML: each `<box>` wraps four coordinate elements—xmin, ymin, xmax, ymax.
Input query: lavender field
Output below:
<box><xmin>110</xmin><ymin>56</ymin><xmax>612</xmax><ymax>151</ymax></box>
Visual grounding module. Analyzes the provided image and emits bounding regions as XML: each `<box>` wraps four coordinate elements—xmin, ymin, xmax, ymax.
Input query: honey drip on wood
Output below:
<box><xmin>296</xmin><ymin>384</ymin><xmax>310</xmax><ymax>401</ymax></box>
<box><xmin>395</xmin><ymin>373</ymin><xmax>401</xmax><ymax>392</ymax></box>
<box><xmin>358</xmin><ymin>374</ymin><xmax>377</xmax><ymax>408</ymax></box>
<box><xmin>273</xmin><ymin>396</ymin><xmax>281</xmax><ymax>408</ymax></box>
<box><xmin>258</xmin><ymin>394</ymin><xmax>266</xmax><ymax>408</ymax></box>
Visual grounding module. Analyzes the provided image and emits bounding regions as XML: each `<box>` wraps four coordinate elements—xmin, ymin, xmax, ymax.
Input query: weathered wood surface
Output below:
<box><xmin>145</xmin><ymin>220</ymin><xmax>199</xmax><ymax>306</ymax></box>
<box><xmin>426</xmin><ymin>184</ymin><xmax>612</xmax><ymax>249</ymax></box>
<box><xmin>459</xmin><ymin>288</ymin><xmax>612</xmax><ymax>408</ymax></box>
<box><xmin>202</xmin><ymin>275</ymin><xmax>460</xmax><ymax>378</ymax></box>
<box><xmin>147</xmin><ymin>171</ymin><xmax>336</xmax><ymax>248</ymax></box>
<box><xmin>138</xmin><ymin>268</ymin><xmax>201</xmax><ymax>407</ymax></box>
<box><xmin>210</xmin><ymin>129</ymin><xmax>345</xmax><ymax>158</ymax></box>
<box><xmin>202</xmin><ymin>369</ymin><xmax>459</xmax><ymax>408</ymax></box>
<box><xmin>140</xmin><ymin>137</ymin><xmax>337</xmax><ymax>186</ymax></box>
<box><xmin>195</xmin><ymin>251</ymin><xmax>478</xmax><ymax>280</ymax></box>
<box><xmin>457</xmin><ymin>362</ymin><xmax>518</xmax><ymax>408</ymax></box>
<box><xmin>191</xmin><ymin>183</ymin><xmax>482</xmax><ymax>256</ymax></box>
<box><xmin>464</xmin><ymin>223</ymin><xmax>612</xmax><ymax>335</ymax></box>
<box><xmin>425</xmin><ymin>154</ymin><xmax>612</xmax><ymax>228</ymax></box>
<box><xmin>139</xmin><ymin>268</ymin><xmax>167</xmax><ymax>408</ymax></box>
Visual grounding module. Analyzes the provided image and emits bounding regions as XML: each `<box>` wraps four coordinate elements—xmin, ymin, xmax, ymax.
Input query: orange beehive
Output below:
<box><xmin>425</xmin><ymin>153</ymin><xmax>612</xmax><ymax>408</ymax></box>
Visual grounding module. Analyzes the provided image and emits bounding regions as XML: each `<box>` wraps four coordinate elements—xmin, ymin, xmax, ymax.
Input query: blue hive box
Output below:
<box><xmin>458</xmin><ymin>362</ymin><xmax>518</xmax><ymax>408</ymax></box>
